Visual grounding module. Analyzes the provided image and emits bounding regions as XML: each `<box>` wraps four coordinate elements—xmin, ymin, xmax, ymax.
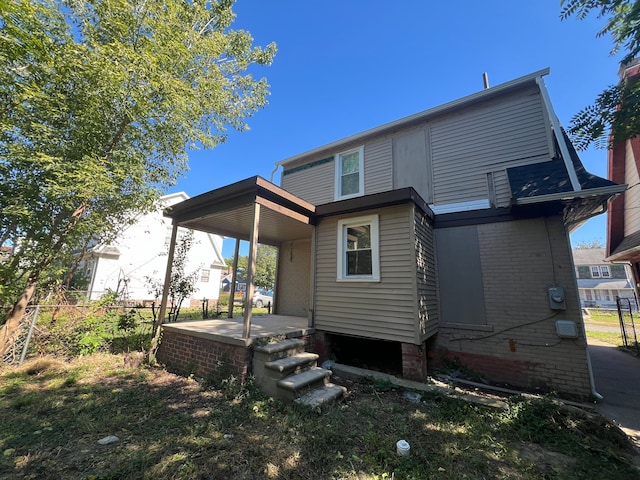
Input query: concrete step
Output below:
<box><xmin>276</xmin><ymin>367</ymin><xmax>330</xmax><ymax>401</ymax></box>
<box><xmin>264</xmin><ymin>352</ymin><xmax>319</xmax><ymax>378</ymax></box>
<box><xmin>253</xmin><ymin>339</ymin><xmax>305</xmax><ymax>364</ymax></box>
<box><xmin>294</xmin><ymin>383</ymin><xmax>346</xmax><ymax>409</ymax></box>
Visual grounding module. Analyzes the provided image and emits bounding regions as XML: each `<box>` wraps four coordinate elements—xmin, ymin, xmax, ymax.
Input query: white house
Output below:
<box><xmin>77</xmin><ymin>192</ymin><xmax>225</xmax><ymax>306</ymax></box>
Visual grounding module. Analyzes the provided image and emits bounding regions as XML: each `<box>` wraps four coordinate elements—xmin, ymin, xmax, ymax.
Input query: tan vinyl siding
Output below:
<box><xmin>315</xmin><ymin>204</ymin><xmax>418</xmax><ymax>343</ymax></box>
<box><xmin>430</xmin><ymin>86</ymin><xmax>550</xmax><ymax>206</ymax></box>
<box><xmin>276</xmin><ymin>239</ymin><xmax>311</xmax><ymax>317</ymax></box>
<box><xmin>364</xmin><ymin>139</ymin><xmax>393</xmax><ymax>195</ymax></box>
<box><xmin>281</xmin><ymin>158</ymin><xmax>334</xmax><ymax>205</ymax></box>
<box><xmin>414</xmin><ymin>207</ymin><xmax>438</xmax><ymax>340</ymax></box>
<box><xmin>624</xmin><ymin>138</ymin><xmax>640</xmax><ymax>236</ymax></box>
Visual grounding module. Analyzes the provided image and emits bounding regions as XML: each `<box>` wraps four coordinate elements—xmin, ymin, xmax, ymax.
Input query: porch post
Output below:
<box><xmin>158</xmin><ymin>224</ymin><xmax>178</xmax><ymax>325</ymax></box>
<box><xmin>228</xmin><ymin>238</ymin><xmax>241</xmax><ymax>319</ymax></box>
<box><xmin>243</xmin><ymin>203</ymin><xmax>260</xmax><ymax>338</ymax></box>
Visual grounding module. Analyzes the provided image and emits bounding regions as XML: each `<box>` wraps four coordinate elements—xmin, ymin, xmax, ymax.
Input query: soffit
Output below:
<box><xmin>164</xmin><ymin>176</ymin><xmax>315</xmax><ymax>245</ymax></box>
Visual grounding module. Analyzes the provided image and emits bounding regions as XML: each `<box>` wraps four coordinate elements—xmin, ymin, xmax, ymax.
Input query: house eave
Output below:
<box><xmin>513</xmin><ymin>184</ymin><xmax>627</xmax><ymax>205</ymax></box>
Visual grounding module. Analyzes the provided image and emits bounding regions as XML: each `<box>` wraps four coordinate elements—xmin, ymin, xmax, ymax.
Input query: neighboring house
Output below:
<box><xmin>572</xmin><ymin>248</ymin><xmax>636</xmax><ymax>309</ymax></box>
<box><xmin>160</xmin><ymin>69</ymin><xmax>625</xmax><ymax>398</ymax></box>
<box><xmin>77</xmin><ymin>192</ymin><xmax>225</xmax><ymax>306</ymax></box>
<box><xmin>607</xmin><ymin>59</ymin><xmax>640</xmax><ymax>292</ymax></box>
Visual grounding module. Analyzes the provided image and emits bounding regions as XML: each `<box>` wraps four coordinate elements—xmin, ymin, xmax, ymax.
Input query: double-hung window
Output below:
<box><xmin>591</xmin><ymin>266</ymin><xmax>601</xmax><ymax>278</ymax></box>
<box><xmin>337</xmin><ymin>215</ymin><xmax>380</xmax><ymax>281</ymax></box>
<box><xmin>335</xmin><ymin>146</ymin><xmax>364</xmax><ymax>200</ymax></box>
<box><xmin>600</xmin><ymin>266</ymin><xmax>610</xmax><ymax>278</ymax></box>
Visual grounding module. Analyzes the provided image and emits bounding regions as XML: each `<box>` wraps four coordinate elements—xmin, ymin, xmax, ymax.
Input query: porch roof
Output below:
<box><xmin>163</xmin><ymin>176</ymin><xmax>316</xmax><ymax>244</ymax></box>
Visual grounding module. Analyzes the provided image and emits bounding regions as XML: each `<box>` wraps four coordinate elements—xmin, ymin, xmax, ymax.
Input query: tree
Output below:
<box><xmin>561</xmin><ymin>0</ymin><xmax>640</xmax><ymax>149</ymax></box>
<box><xmin>255</xmin><ymin>244</ymin><xmax>277</xmax><ymax>290</ymax></box>
<box><xmin>574</xmin><ymin>239</ymin><xmax>605</xmax><ymax>249</ymax></box>
<box><xmin>147</xmin><ymin>230</ymin><xmax>199</xmax><ymax>326</ymax></box>
<box><xmin>0</xmin><ymin>0</ymin><xmax>275</xmax><ymax>356</ymax></box>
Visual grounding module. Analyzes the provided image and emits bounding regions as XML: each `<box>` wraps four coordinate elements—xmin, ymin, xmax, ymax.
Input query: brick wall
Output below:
<box><xmin>156</xmin><ymin>330</ymin><xmax>251</xmax><ymax>383</ymax></box>
<box><xmin>434</xmin><ymin>216</ymin><xmax>593</xmax><ymax>399</ymax></box>
<box><xmin>402</xmin><ymin>342</ymin><xmax>428</xmax><ymax>382</ymax></box>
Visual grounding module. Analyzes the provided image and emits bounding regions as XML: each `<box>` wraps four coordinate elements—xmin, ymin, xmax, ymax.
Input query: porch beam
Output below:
<box><xmin>243</xmin><ymin>203</ymin><xmax>261</xmax><ymax>338</ymax></box>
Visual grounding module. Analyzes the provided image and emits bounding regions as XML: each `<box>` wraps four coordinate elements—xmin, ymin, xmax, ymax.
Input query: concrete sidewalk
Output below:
<box><xmin>588</xmin><ymin>339</ymin><xmax>640</xmax><ymax>447</ymax></box>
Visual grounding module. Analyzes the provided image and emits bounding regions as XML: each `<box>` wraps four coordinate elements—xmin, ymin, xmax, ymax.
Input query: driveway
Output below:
<box><xmin>588</xmin><ymin>338</ymin><xmax>640</xmax><ymax>447</ymax></box>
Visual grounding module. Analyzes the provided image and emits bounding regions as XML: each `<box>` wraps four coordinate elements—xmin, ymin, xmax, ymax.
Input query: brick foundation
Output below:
<box><xmin>156</xmin><ymin>329</ymin><xmax>317</xmax><ymax>384</ymax></box>
<box><xmin>156</xmin><ymin>330</ymin><xmax>251</xmax><ymax>383</ymax></box>
<box><xmin>401</xmin><ymin>342</ymin><xmax>428</xmax><ymax>381</ymax></box>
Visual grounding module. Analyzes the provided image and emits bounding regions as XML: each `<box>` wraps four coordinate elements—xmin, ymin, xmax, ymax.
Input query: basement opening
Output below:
<box><xmin>327</xmin><ymin>333</ymin><xmax>402</xmax><ymax>376</ymax></box>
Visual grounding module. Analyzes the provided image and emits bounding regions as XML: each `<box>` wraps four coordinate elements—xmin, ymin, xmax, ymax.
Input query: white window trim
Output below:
<box><xmin>600</xmin><ymin>265</ymin><xmax>611</xmax><ymax>278</ymax></box>
<box><xmin>591</xmin><ymin>266</ymin><xmax>601</xmax><ymax>278</ymax></box>
<box><xmin>336</xmin><ymin>214</ymin><xmax>380</xmax><ymax>282</ymax></box>
<box><xmin>334</xmin><ymin>146</ymin><xmax>364</xmax><ymax>201</ymax></box>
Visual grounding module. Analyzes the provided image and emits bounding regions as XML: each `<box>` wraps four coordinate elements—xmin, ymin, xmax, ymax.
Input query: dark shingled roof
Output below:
<box><xmin>507</xmin><ymin>130</ymin><xmax>617</xmax><ymax>200</ymax></box>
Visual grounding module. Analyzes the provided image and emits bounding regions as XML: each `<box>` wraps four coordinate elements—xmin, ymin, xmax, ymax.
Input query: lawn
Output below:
<box><xmin>1</xmin><ymin>354</ymin><xmax>639</xmax><ymax>479</ymax></box>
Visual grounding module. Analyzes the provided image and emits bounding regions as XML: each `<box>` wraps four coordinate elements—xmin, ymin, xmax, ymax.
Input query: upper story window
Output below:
<box><xmin>335</xmin><ymin>146</ymin><xmax>364</xmax><ymax>200</ymax></box>
<box><xmin>200</xmin><ymin>268</ymin><xmax>210</xmax><ymax>283</ymax></box>
<box><xmin>590</xmin><ymin>265</ymin><xmax>610</xmax><ymax>278</ymax></box>
<box><xmin>337</xmin><ymin>215</ymin><xmax>380</xmax><ymax>282</ymax></box>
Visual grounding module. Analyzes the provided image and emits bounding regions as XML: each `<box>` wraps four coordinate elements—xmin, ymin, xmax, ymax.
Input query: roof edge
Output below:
<box><xmin>277</xmin><ymin>68</ymin><xmax>550</xmax><ymax>168</ymax></box>
<box><xmin>514</xmin><ymin>184</ymin><xmax>627</xmax><ymax>205</ymax></box>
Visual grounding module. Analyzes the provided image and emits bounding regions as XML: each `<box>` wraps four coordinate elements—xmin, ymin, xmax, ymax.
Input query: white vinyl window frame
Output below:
<box><xmin>336</xmin><ymin>214</ymin><xmax>380</xmax><ymax>282</ymax></box>
<box><xmin>334</xmin><ymin>146</ymin><xmax>364</xmax><ymax>200</ymax></box>
<box><xmin>600</xmin><ymin>265</ymin><xmax>611</xmax><ymax>278</ymax></box>
<box><xmin>591</xmin><ymin>266</ymin><xmax>601</xmax><ymax>278</ymax></box>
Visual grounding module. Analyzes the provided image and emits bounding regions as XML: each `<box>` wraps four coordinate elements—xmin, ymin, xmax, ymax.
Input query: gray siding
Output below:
<box><xmin>430</xmin><ymin>86</ymin><xmax>551</xmax><ymax>206</ymax></box>
<box><xmin>414</xmin><ymin>207</ymin><xmax>438</xmax><ymax>340</ymax></box>
<box><xmin>315</xmin><ymin>205</ymin><xmax>418</xmax><ymax>343</ymax></box>
<box><xmin>364</xmin><ymin>139</ymin><xmax>393</xmax><ymax>195</ymax></box>
<box><xmin>281</xmin><ymin>158</ymin><xmax>334</xmax><ymax>205</ymax></box>
<box><xmin>393</xmin><ymin>127</ymin><xmax>432</xmax><ymax>202</ymax></box>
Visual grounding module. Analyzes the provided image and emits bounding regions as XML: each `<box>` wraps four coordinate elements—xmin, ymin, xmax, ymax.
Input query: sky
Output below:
<box><xmin>165</xmin><ymin>1</ymin><xmax>625</xmax><ymax>258</ymax></box>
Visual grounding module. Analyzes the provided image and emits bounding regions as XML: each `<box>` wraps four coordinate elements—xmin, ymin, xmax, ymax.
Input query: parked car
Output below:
<box><xmin>253</xmin><ymin>289</ymin><xmax>273</xmax><ymax>308</ymax></box>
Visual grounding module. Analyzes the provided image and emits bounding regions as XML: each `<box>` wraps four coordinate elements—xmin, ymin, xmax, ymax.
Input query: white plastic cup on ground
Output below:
<box><xmin>396</xmin><ymin>439</ymin><xmax>410</xmax><ymax>456</ymax></box>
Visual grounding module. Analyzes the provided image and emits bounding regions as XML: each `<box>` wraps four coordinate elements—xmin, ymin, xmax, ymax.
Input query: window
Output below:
<box><xmin>600</xmin><ymin>266</ymin><xmax>610</xmax><ymax>278</ymax></box>
<box><xmin>337</xmin><ymin>215</ymin><xmax>380</xmax><ymax>281</ymax></box>
<box><xmin>200</xmin><ymin>269</ymin><xmax>210</xmax><ymax>283</ymax></box>
<box><xmin>585</xmin><ymin>289</ymin><xmax>593</xmax><ymax>301</ymax></box>
<box><xmin>594</xmin><ymin>290</ymin><xmax>601</xmax><ymax>301</ymax></box>
<box><xmin>591</xmin><ymin>266</ymin><xmax>600</xmax><ymax>278</ymax></box>
<box><xmin>604</xmin><ymin>290</ymin><xmax>611</xmax><ymax>301</ymax></box>
<box><xmin>335</xmin><ymin>146</ymin><xmax>364</xmax><ymax>200</ymax></box>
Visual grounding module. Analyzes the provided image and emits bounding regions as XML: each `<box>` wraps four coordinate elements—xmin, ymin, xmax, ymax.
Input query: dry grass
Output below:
<box><xmin>1</xmin><ymin>354</ymin><xmax>639</xmax><ymax>479</ymax></box>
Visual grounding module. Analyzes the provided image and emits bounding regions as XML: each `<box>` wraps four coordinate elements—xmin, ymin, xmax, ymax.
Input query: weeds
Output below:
<box><xmin>1</xmin><ymin>354</ymin><xmax>638</xmax><ymax>479</ymax></box>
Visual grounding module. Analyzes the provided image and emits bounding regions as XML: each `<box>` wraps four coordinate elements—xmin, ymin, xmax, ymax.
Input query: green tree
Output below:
<box><xmin>0</xmin><ymin>0</ymin><xmax>275</xmax><ymax>356</ymax></box>
<box><xmin>147</xmin><ymin>230</ymin><xmax>199</xmax><ymax>326</ymax></box>
<box><xmin>561</xmin><ymin>0</ymin><xmax>640</xmax><ymax>149</ymax></box>
<box><xmin>255</xmin><ymin>244</ymin><xmax>277</xmax><ymax>290</ymax></box>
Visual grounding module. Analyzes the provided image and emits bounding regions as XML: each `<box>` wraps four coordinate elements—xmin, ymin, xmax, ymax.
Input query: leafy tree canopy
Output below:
<box><xmin>561</xmin><ymin>0</ymin><xmax>640</xmax><ymax>149</ymax></box>
<box><xmin>0</xmin><ymin>0</ymin><xmax>275</xmax><ymax>312</ymax></box>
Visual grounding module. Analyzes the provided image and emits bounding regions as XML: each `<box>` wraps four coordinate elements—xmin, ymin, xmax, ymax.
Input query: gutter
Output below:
<box><xmin>514</xmin><ymin>184</ymin><xmax>627</xmax><ymax>206</ymax></box>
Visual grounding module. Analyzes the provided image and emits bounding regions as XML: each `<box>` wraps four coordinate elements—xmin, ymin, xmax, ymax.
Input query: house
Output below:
<box><xmin>157</xmin><ymin>69</ymin><xmax>625</xmax><ymax>399</ymax></box>
<box><xmin>607</xmin><ymin>59</ymin><xmax>640</xmax><ymax>291</ymax></box>
<box><xmin>572</xmin><ymin>248</ymin><xmax>636</xmax><ymax>309</ymax></box>
<box><xmin>77</xmin><ymin>192</ymin><xmax>226</xmax><ymax>307</ymax></box>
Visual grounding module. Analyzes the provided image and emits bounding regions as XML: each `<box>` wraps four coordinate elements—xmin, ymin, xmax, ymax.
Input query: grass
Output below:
<box><xmin>1</xmin><ymin>354</ymin><xmax>639</xmax><ymax>479</ymax></box>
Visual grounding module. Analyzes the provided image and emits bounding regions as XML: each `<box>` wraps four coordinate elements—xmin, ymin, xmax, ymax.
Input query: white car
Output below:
<box><xmin>253</xmin><ymin>289</ymin><xmax>274</xmax><ymax>308</ymax></box>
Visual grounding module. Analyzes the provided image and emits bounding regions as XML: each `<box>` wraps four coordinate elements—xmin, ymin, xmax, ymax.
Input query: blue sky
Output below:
<box><xmin>166</xmin><ymin>1</ymin><xmax>624</xmax><ymax>257</ymax></box>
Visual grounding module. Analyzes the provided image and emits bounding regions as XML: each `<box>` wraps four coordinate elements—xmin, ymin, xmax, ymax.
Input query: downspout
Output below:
<box><xmin>567</xmin><ymin>237</ymin><xmax>603</xmax><ymax>400</ymax></box>
<box><xmin>536</xmin><ymin>76</ymin><xmax>582</xmax><ymax>192</ymax></box>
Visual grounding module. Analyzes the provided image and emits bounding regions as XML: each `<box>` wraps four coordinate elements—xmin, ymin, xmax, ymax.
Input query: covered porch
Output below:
<box><xmin>155</xmin><ymin>176</ymin><xmax>317</xmax><ymax>380</ymax></box>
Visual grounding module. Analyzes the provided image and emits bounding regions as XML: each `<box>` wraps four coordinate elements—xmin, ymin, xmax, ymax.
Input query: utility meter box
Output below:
<box><xmin>548</xmin><ymin>286</ymin><xmax>566</xmax><ymax>310</ymax></box>
<box><xmin>556</xmin><ymin>320</ymin><xmax>578</xmax><ymax>338</ymax></box>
